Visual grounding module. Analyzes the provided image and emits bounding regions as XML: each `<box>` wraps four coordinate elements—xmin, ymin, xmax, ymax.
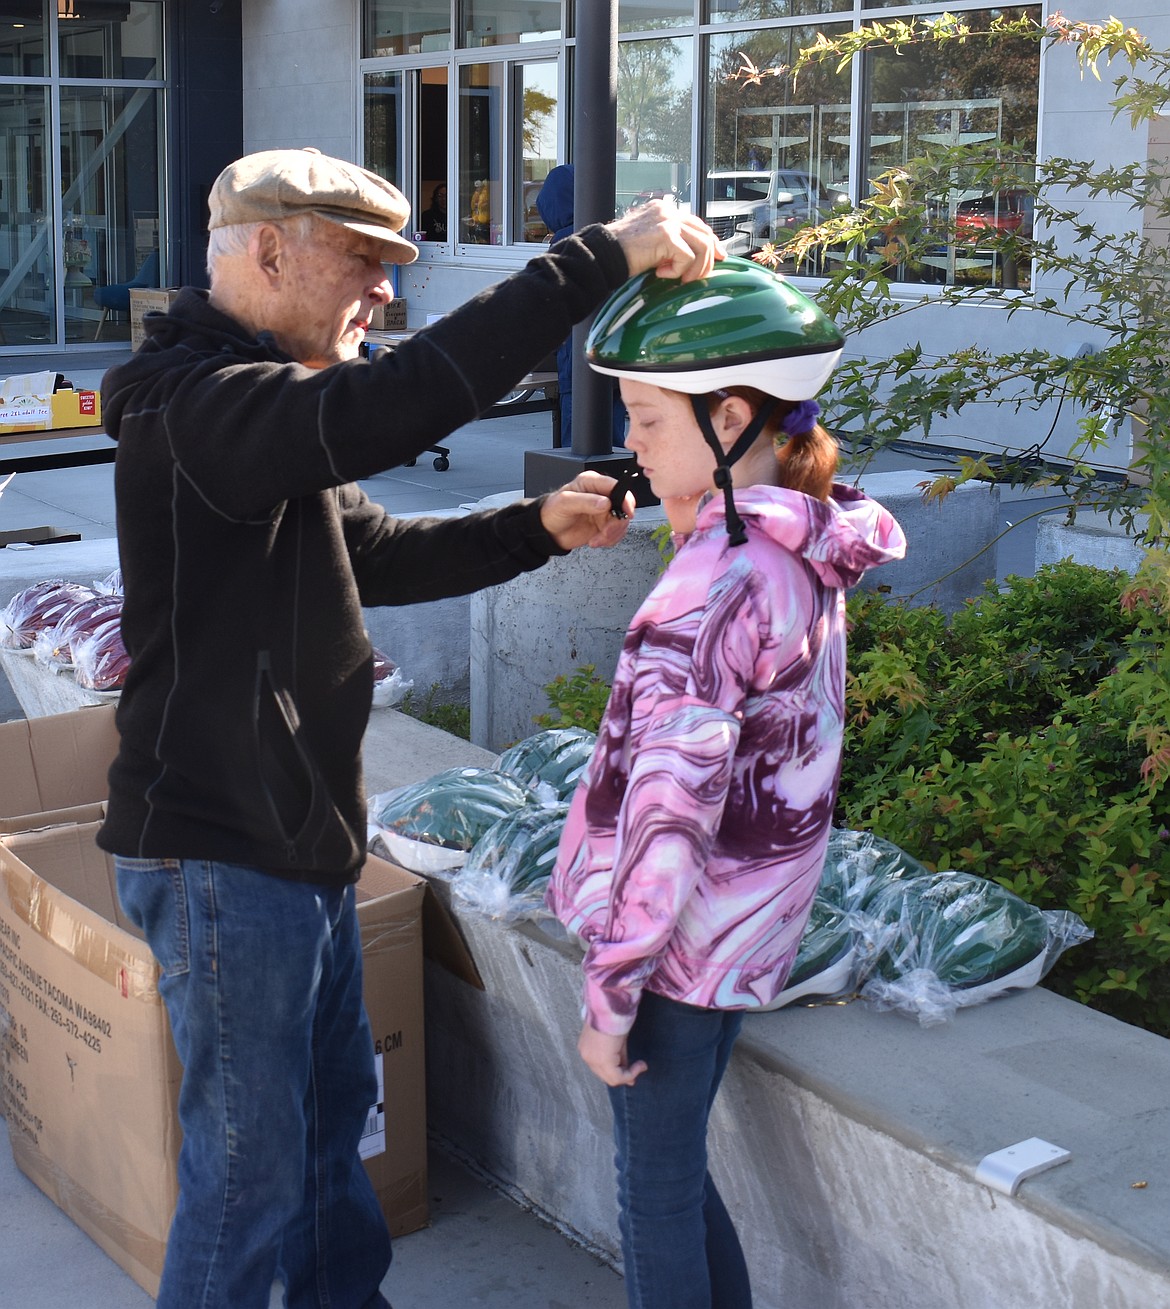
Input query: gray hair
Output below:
<box><xmin>205</xmin><ymin>211</ymin><xmax>321</xmax><ymax>280</ymax></box>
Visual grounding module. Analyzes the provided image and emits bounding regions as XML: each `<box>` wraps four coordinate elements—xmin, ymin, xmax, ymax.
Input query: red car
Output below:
<box><xmin>954</xmin><ymin>190</ymin><xmax>1033</xmax><ymax>239</ymax></box>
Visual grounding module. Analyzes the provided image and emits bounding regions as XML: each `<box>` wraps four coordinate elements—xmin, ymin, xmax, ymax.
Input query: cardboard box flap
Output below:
<box><xmin>0</xmin><ymin>704</ymin><xmax>118</xmax><ymax>819</ymax></box>
<box><xmin>421</xmin><ymin>875</ymin><xmax>484</xmax><ymax>991</ymax></box>
<box><xmin>0</xmin><ymin>833</ymin><xmax>158</xmax><ymax>1002</ymax></box>
<box><xmin>0</xmin><ymin>800</ymin><xmax>107</xmax><ymax>837</ymax></box>
<box><xmin>357</xmin><ymin>855</ymin><xmax>483</xmax><ymax>989</ymax></box>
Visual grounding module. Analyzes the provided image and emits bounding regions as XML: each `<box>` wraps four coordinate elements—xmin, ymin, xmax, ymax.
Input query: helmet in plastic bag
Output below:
<box><xmin>452</xmin><ymin>805</ymin><xmax>570</xmax><ymax>920</ymax></box>
<box><xmin>496</xmin><ymin>728</ymin><xmax>596</xmax><ymax>801</ymax></box>
<box><xmin>372</xmin><ymin>766</ymin><xmax>536</xmax><ymax>859</ymax></box>
<box><xmin>770</xmin><ymin>896</ymin><xmax>861</xmax><ymax>1008</ymax></box>
<box><xmin>585</xmin><ymin>255</ymin><xmax>843</xmax><ymax>401</ymax></box>
<box><xmin>867</xmin><ymin>871</ymin><xmax>1050</xmax><ymax>995</ymax></box>
<box><xmin>818</xmin><ymin>828</ymin><xmax>932</xmax><ymax>914</ymax></box>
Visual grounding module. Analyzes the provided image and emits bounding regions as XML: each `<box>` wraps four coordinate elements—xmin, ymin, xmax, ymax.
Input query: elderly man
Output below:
<box><xmin>95</xmin><ymin>146</ymin><xmax>719</xmax><ymax>1309</ymax></box>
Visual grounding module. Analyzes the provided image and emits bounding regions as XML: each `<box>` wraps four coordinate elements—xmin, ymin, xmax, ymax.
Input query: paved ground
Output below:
<box><xmin>0</xmin><ymin>357</ymin><xmax>1065</xmax><ymax>1306</ymax></box>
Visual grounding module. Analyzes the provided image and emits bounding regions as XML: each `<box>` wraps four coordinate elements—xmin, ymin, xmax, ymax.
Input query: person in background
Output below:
<box><xmin>419</xmin><ymin>181</ymin><xmax>447</xmax><ymax>241</ymax></box>
<box><xmin>536</xmin><ymin>163</ymin><xmax>628</xmax><ymax>447</ymax></box>
<box><xmin>547</xmin><ymin>258</ymin><xmax>907</xmax><ymax>1309</ymax></box>
<box><xmin>98</xmin><ymin>145</ymin><xmax>720</xmax><ymax>1309</ymax></box>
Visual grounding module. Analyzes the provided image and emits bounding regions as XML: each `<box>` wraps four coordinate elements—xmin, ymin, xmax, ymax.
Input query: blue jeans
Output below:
<box><xmin>116</xmin><ymin>857</ymin><xmax>392</xmax><ymax>1309</ymax></box>
<box><xmin>607</xmin><ymin>991</ymin><xmax>751</xmax><ymax>1309</ymax></box>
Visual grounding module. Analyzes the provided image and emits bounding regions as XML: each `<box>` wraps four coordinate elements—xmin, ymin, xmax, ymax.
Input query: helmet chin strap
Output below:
<box><xmin>689</xmin><ymin>394</ymin><xmax>778</xmax><ymax>546</ymax></box>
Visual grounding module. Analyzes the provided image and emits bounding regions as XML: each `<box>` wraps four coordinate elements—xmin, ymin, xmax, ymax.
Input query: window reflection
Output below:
<box><xmin>705</xmin><ymin>25</ymin><xmax>850</xmax><ymax>271</ymax></box>
<box><xmin>865</xmin><ymin>7</ymin><xmax>1039</xmax><ymax>290</ymax></box>
<box><xmin>0</xmin><ymin>84</ymin><xmax>52</xmax><ymax>345</ymax></box>
<box><xmin>518</xmin><ymin>61</ymin><xmax>557</xmax><ymax>243</ymax></box>
<box><xmin>459</xmin><ymin>63</ymin><xmax>503</xmax><ymax>243</ymax></box>
<box><xmin>59</xmin><ymin>1</ymin><xmax>163</xmax><ymax>80</ymax></box>
<box><xmin>617</xmin><ymin>35</ymin><xmax>692</xmax><ymax>217</ymax></box>
<box><xmin>364</xmin><ymin>0</ymin><xmax>449</xmax><ymax>56</ymax></box>
<box><xmin>464</xmin><ymin>0</ymin><xmax>559</xmax><ymax>47</ymax></box>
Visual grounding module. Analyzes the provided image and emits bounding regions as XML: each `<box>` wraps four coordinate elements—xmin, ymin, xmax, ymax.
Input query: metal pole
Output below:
<box><xmin>571</xmin><ymin>0</ymin><xmax>618</xmax><ymax>458</ymax></box>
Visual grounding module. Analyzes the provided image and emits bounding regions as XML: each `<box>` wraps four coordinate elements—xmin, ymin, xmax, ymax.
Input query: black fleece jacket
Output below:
<box><xmin>96</xmin><ymin>224</ymin><xmax>630</xmax><ymax>884</ymax></box>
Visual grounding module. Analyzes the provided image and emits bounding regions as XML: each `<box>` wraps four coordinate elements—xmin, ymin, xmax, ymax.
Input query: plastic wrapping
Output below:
<box><xmin>0</xmin><ymin>580</ymin><xmax>96</xmax><ymax>650</ymax></box>
<box><xmin>368</xmin><ymin>767</ymin><xmax>538</xmax><ymax>873</ymax></box>
<box><xmin>94</xmin><ymin>567</ymin><xmax>123</xmax><ymax>595</ymax></box>
<box><xmin>370</xmin><ymin>647</ymin><xmax>413</xmax><ymax>708</ymax></box>
<box><xmin>72</xmin><ymin>616</ymin><xmax>130</xmax><ymax>691</ymax></box>
<box><xmin>764</xmin><ymin>830</ymin><xmax>1092</xmax><ymax>1017</ymax></box>
<box><xmin>860</xmin><ymin>871</ymin><xmax>1094</xmax><ymax>1026</ymax></box>
<box><xmin>32</xmin><ymin>593</ymin><xmax>124</xmax><ymax>671</ymax></box>
<box><xmin>817</xmin><ymin>827</ymin><xmax>933</xmax><ymax>914</ymax></box>
<box><xmin>450</xmin><ymin>804</ymin><xmax>569</xmax><ymax>922</ymax></box>
<box><xmin>495</xmin><ymin>728</ymin><xmax>597</xmax><ymax>801</ymax></box>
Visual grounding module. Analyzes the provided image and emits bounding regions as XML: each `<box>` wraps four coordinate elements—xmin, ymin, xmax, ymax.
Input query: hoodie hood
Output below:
<box><xmin>536</xmin><ymin>165</ymin><xmax>575</xmax><ymax>242</ymax></box>
<box><xmin>100</xmin><ymin>288</ymin><xmax>295</xmax><ymax>444</ymax></box>
<box><xmin>690</xmin><ymin>482</ymin><xmax>906</xmax><ymax>589</ymax></box>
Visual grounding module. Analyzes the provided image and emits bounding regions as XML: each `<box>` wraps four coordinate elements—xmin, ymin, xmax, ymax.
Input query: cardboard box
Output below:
<box><xmin>0</xmin><ymin>705</ymin><xmax>482</xmax><ymax>1296</ymax></box>
<box><xmin>0</xmin><ymin>703</ymin><xmax>118</xmax><ymax>827</ymax></box>
<box><xmin>0</xmin><ymin>387</ymin><xmax>101</xmax><ymax>435</ymax></box>
<box><xmin>129</xmin><ymin>288</ymin><xmax>181</xmax><ymax>350</ymax></box>
<box><xmin>370</xmin><ymin>297</ymin><xmax>407</xmax><ymax>331</ymax></box>
<box><xmin>0</xmin><ymin>823</ymin><xmax>434</xmax><ymax>1297</ymax></box>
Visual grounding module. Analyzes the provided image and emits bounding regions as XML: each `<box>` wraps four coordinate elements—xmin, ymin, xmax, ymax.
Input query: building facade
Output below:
<box><xmin>1</xmin><ymin>0</ymin><xmax>1164</xmax><ymax>465</ymax></box>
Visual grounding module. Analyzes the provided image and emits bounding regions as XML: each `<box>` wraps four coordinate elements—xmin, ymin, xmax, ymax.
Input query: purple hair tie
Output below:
<box><xmin>779</xmin><ymin>399</ymin><xmax>821</xmax><ymax>437</ymax></box>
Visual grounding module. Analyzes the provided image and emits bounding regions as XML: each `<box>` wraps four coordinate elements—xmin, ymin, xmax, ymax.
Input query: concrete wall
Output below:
<box><xmin>419</xmin><ymin>898</ymin><xmax>1170</xmax><ymax>1309</ymax></box>
<box><xmin>1035</xmin><ymin>511</ymin><xmax>1147</xmax><ymax>576</ymax></box>
<box><xmin>242</xmin><ymin>0</ymin><xmax>357</xmax><ymax>159</ymax></box>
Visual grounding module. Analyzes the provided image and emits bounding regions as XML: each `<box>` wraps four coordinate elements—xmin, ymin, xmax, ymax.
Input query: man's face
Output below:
<box><xmin>275</xmin><ymin>223</ymin><xmax>394</xmax><ymax>368</ymax></box>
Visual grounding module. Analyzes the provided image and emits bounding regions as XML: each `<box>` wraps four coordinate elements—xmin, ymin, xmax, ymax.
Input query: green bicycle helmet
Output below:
<box><xmin>586</xmin><ymin>256</ymin><xmax>844</xmax><ymax>544</ymax></box>
<box><xmin>586</xmin><ymin>255</ymin><xmax>843</xmax><ymax>400</ymax></box>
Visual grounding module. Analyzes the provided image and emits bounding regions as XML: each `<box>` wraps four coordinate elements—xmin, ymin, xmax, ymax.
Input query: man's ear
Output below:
<box><xmin>714</xmin><ymin>393</ymin><xmax>755</xmax><ymax>454</ymax></box>
<box><xmin>253</xmin><ymin>224</ymin><xmax>284</xmax><ymax>282</ymax></box>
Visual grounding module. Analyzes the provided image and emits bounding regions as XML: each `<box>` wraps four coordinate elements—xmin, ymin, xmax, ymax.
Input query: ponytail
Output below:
<box><xmin>774</xmin><ymin>420</ymin><xmax>838</xmax><ymax>503</ymax></box>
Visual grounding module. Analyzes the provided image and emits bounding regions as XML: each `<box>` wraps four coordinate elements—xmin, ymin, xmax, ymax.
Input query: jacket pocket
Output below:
<box><xmin>253</xmin><ymin>651</ymin><xmax>319</xmax><ymax>861</ymax></box>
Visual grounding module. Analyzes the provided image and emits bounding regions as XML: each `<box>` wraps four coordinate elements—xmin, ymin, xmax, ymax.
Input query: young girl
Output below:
<box><xmin>546</xmin><ymin>257</ymin><xmax>907</xmax><ymax>1309</ymax></box>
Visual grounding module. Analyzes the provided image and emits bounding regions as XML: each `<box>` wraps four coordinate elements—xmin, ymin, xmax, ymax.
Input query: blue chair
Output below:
<box><xmin>93</xmin><ymin>249</ymin><xmax>160</xmax><ymax>340</ymax></box>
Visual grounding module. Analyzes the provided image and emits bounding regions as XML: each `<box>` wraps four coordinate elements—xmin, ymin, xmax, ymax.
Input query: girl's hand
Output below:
<box><xmin>578</xmin><ymin>1021</ymin><xmax>648</xmax><ymax>1087</ymax></box>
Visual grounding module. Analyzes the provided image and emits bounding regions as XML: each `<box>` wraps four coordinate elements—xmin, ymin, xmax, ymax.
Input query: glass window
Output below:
<box><xmin>416</xmin><ymin>66</ymin><xmax>449</xmax><ymax>243</ymax></box>
<box><xmin>0</xmin><ymin>84</ymin><xmax>53</xmax><ymax>346</ymax></box>
<box><xmin>865</xmin><ymin>7</ymin><xmax>1039</xmax><ymax>289</ymax></box>
<box><xmin>364</xmin><ymin>1</ymin><xmax>450</xmax><ymax>57</ymax></box>
<box><xmin>705</xmin><ymin>24</ymin><xmax>851</xmax><ymax>269</ymax></box>
<box><xmin>516</xmin><ymin>61</ymin><xmax>557</xmax><ymax>242</ymax></box>
<box><xmin>619</xmin><ymin>1</ymin><xmax>692</xmax><ymax>33</ymax></box>
<box><xmin>464</xmin><ymin>0</ymin><xmax>560</xmax><ymax>48</ymax></box>
<box><xmin>0</xmin><ymin>3</ymin><xmax>46</xmax><ymax>78</ymax></box>
<box><xmin>459</xmin><ymin>62</ymin><xmax>503</xmax><ymax>243</ymax></box>
<box><xmin>706</xmin><ymin>0</ymin><xmax>850</xmax><ymax>19</ymax></box>
<box><xmin>617</xmin><ymin>34</ymin><xmax>693</xmax><ymax>216</ymax></box>
<box><xmin>58</xmin><ymin>1</ymin><xmax>163</xmax><ymax>81</ymax></box>
<box><xmin>363</xmin><ymin>70</ymin><xmax>404</xmax><ymax>189</ymax></box>
<box><xmin>63</xmin><ymin>84</ymin><xmax>163</xmax><ymax>344</ymax></box>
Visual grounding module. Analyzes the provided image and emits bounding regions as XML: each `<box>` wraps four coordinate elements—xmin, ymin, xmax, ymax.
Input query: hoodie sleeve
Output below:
<box><xmin>577</xmin><ymin>559</ymin><xmax>765</xmax><ymax>1035</ymax></box>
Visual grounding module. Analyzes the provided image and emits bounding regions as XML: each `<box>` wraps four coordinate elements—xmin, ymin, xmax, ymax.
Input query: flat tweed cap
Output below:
<box><xmin>209</xmin><ymin>146</ymin><xmax>418</xmax><ymax>265</ymax></box>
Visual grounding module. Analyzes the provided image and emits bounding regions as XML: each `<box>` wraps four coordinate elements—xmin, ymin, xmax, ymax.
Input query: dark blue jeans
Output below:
<box><xmin>607</xmin><ymin>991</ymin><xmax>751</xmax><ymax>1309</ymax></box>
<box><xmin>116</xmin><ymin>857</ymin><xmax>392</xmax><ymax>1309</ymax></box>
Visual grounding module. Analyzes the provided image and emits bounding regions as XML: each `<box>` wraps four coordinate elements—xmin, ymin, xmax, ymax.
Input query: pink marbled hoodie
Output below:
<box><xmin>546</xmin><ymin>482</ymin><xmax>906</xmax><ymax>1034</ymax></box>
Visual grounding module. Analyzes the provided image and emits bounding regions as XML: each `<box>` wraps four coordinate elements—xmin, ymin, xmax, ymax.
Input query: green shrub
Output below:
<box><xmin>397</xmin><ymin>684</ymin><xmax>471</xmax><ymax>740</ymax></box>
<box><xmin>841</xmin><ymin>561</ymin><xmax>1170</xmax><ymax>1036</ymax></box>
<box><xmin>535</xmin><ymin>664</ymin><xmax>611</xmax><ymax>733</ymax></box>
